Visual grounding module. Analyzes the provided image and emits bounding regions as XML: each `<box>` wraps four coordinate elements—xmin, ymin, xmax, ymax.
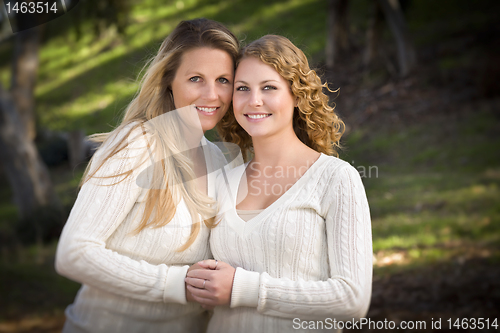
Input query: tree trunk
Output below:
<box><xmin>0</xmin><ymin>26</ymin><xmax>61</xmax><ymax>237</ymax></box>
<box><xmin>326</xmin><ymin>0</ymin><xmax>349</xmax><ymax>70</ymax></box>
<box><xmin>0</xmin><ymin>83</ymin><xmax>60</xmax><ymax>220</ymax></box>
<box><xmin>10</xmin><ymin>27</ymin><xmax>41</xmax><ymax>140</ymax></box>
<box><xmin>68</xmin><ymin>129</ymin><xmax>87</xmax><ymax>168</ymax></box>
<box><xmin>364</xmin><ymin>1</ymin><xmax>384</xmax><ymax>68</ymax></box>
<box><xmin>378</xmin><ymin>0</ymin><xmax>416</xmax><ymax>76</ymax></box>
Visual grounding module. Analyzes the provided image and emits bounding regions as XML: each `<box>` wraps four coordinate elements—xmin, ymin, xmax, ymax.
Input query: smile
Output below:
<box><xmin>196</xmin><ymin>106</ymin><xmax>218</xmax><ymax>114</ymax></box>
<box><xmin>245</xmin><ymin>114</ymin><xmax>271</xmax><ymax>119</ymax></box>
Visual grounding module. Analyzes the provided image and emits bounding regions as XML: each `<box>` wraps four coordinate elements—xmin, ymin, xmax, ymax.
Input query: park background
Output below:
<box><xmin>0</xmin><ymin>0</ymin><xmax>499</xmax><ymax>332</ymax></box>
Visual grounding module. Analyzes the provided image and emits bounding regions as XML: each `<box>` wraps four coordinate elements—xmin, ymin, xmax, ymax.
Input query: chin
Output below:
<box><xmin>201</xmin><ymin>121</ymin><xmax>217</xmax><ymax>133</ymax></box>
<box><xmin>244</xmin><ymin>129</ymin><xmax>268</xmax><ymax>138</ymax></box>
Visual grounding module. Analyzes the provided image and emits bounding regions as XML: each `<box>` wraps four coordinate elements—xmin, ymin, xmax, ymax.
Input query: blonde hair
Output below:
<box><xmin>82</xmin><ymin>19</ymin><xmax>239</xmax><ymax>251</ymax></box>
<box><xmin>217</xmin><ymin>35</ymin><xmax>344</xmax><ymax>159</ymax></box>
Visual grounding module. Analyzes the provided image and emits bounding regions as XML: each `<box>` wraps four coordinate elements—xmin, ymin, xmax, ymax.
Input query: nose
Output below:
<box><xmin>249</xmin><ymin>90</ymin><xmax>263</xmax><ymax>107</ymax></box>
<box><xmin>203</xmin><ymin>82</ymin><xmax>218</xmax><ymax>101</ymax></box>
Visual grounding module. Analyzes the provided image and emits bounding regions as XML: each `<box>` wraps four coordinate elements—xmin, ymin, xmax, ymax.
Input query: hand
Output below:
<box><xmin>185</xmin><ymin>262</ymin><xmax>211</xmax><ymax>304</ymax></box>
<box><xmin>185</xmin><ymin>260</ymin><xmax>236</xmax><ymax>308</ymax></box>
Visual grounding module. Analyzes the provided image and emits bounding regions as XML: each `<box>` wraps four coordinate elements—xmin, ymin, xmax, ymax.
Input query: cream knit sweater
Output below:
<box><xmin>209</xmin><ymin>154</ymin><xmax>373</xmax><ymax>333</ymax></box>
<box><xmin>55</xmin><ymin>124</ymin><xmax>227</xmax><ymax>333</ymax></box>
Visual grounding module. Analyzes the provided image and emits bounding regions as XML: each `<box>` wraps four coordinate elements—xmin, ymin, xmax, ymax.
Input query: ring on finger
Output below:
<box><xmin>214</xmin><ymin>260</ymin><xmax>218</xmax><ymax>269</ymax></box>
<box><xmin>202</xmin><ymin>279</ymin><xmax>206</xmax><ymax>289</ymax></box>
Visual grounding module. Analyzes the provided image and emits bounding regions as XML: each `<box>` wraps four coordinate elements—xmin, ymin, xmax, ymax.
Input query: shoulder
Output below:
<box><xmin>310</xmin><ymin>155</ymin><xmax>368</xmax><ymax>215</ymax></box>
<box><xmin>92</xmin><ymin>122</ymin><xmax>150</xmax><ymax>167</ymax></box>
<box><xmin>317</xmin><ymin>154</ymin><xmax>358</xmax><ymax>180</ymax></box>
<box><xmin>98</xmin><ymin>122</ymin><xmax>147</xmax><ymax>151</ymax></box>
<box><xmin>214</xmin><ymin>161</ymin><xmax>247</xmax><ymax>197</ymax></box>
<box><xmin>315</xmin><ymin>154</ymin><xmax>365</xmax><ymax>195</ymax></box>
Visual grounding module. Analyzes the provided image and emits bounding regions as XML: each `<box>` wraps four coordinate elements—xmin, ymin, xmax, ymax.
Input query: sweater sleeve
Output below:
<box><xmin>230</xmin><ymin>165</ymin><xmax>373</xmax><ymax>320</ymax></box>
<box><xmin>55</xmin><ymin>126</ymin><xmax>189</xmax><ymax>304</ymax></box>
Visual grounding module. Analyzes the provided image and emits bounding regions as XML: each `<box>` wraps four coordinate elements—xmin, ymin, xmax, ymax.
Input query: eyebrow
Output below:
<box><xmin>184</xmin><ymin>71</ymin><xmax>233</xmax><ymax>78</ymax></box>
<box><xmin>235</xmin><ymin>80</ymin><xmax>279</xmax><ymax>85</ymax></box>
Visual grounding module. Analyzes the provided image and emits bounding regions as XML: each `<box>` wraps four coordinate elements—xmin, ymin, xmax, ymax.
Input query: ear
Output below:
<box><xmin>294</xmin><ymin>97</ymin><xmax>299</xmax><ymax>107</ymax></box>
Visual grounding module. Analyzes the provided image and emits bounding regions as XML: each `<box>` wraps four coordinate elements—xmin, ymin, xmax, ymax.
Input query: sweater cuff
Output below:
<box><xmin>163</xmin><ymin>265</ymin><xmax>190</xmax><ymax>304</ymax></box>
<box><xmin>230</xmin><ymin>267</ymin><xmax>260</xmax><ymax>308</ymax></box>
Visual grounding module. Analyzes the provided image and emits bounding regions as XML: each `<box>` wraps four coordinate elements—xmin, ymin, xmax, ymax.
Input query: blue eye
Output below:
<box><xmin>263</xmin><ymin>85</ymin><xmax>277</xmax><ymax>90</ymax></box>
<box><xmin>236</xmin><ymin>86</ymin><xmax>249</xmax><ymax>91</ymax></box>
<box><xmin>218</xmin><ymin>78</ymin><xmax>230</xmax><ymax>84</ymax></box>
<box><xmin>189</xmin><ymin>76</ymin><xmax>201</xmax><ymax>82</ymax></box>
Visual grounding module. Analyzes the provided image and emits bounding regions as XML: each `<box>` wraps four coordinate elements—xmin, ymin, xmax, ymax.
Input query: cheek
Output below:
<box><xmin>276</xmin><ymin>95</ymin><xmax>296</xmax><ymax>117</ymax></box>
<box><xmin>219</xmin><ymin>84</ymin><xmax>233</xmax><ymax>100</ymax></box>
<box><xmin>232</xmin><ymin>95</ymin><xmax>244</xmax><ymax>113</ymax></box>
<box><xmin>172</xmin><ymin>86</ymin><xmax>191</xmax><ymax>108</ymax></box>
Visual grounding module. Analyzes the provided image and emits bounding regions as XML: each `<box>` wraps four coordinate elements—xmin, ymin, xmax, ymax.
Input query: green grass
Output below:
<box><xmin>0</xmin><ymin>242</ymin><xmax>81</xmax><ymax>321</ymax></box>
<box><xmin>340</xmin><ymin>109</ymin><xmax>500</xmax><ymax>274</ymax></box>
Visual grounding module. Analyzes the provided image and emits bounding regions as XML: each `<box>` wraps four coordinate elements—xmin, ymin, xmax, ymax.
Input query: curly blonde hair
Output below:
<box><xmin>217</xmin><ymin>34</ymin><xmax>344</xmax><ymax>159</ymax></box>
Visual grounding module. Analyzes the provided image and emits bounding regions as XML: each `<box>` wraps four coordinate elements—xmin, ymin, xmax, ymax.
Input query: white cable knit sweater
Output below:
<box><xmin>209</xmin><ymin>154</ymin><xmax>373</xmax><ymax>333</ymax></box>
<box><xmin>55</xmin><ymin>124</ymin><xmax>226</xmax><ymax>333</ymax></box>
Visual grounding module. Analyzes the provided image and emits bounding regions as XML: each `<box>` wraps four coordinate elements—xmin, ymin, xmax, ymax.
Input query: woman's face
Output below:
<box><xmin>171</xmin><ymin>47</ymin><xmax>234</xmax><ymax>133</ymax></box>
<box><xmin>233</xmin><ymin>57</ymin><xmax>296</xmax><ymax>139</ymax></box>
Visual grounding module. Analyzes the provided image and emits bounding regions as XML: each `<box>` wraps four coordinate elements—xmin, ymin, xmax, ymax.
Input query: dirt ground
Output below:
<box><xmin>360</xmin><ymin>258</ymin><xmax>500</xmax><ymax>332</ymax></box>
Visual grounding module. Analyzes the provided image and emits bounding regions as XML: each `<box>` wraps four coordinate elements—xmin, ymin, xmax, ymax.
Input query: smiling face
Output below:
<box><xmin>233</xmin><ymin>56</ymin><xmax>296</xmax><ymax>139</ymax></box>
<box><xmin>171</xmin><ymin>47</ymin><xmax>234</xmax><ymax>133</ymax></box>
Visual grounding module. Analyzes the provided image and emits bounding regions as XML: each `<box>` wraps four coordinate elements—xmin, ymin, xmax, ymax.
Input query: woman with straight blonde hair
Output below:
<box><xmin>55</xmin><ymin>18</ymin><xmax>239</xmax><ymax>333</ymax></box>
<box><xmin>186</xmin><ymin>35</ymin><xmax>372</xmax><ymax>333</ymax></box>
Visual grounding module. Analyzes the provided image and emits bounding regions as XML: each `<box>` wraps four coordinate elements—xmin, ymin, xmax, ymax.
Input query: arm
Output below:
<box><xmin>55</xmin><ymin>127</ymin><xmax>190</xmax><ymax>304</ymax></box>
<box><xmin>187</xmin><ymin>165</ymin><xmax>373</xmax><ymax>320</ymax></box>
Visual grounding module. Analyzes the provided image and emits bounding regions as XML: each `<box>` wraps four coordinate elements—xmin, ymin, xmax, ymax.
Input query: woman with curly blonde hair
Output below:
<box><xmin>186</xmin><ymin>35</ymin><xmax>373</xmax><ymax>333</ymax></box>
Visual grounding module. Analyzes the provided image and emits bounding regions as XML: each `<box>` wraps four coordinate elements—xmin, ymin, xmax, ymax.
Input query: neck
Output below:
<box><xmin>184</xmin><ymin>128</ymin><xmax>205</xmax><ymax>149</ymax></box>
<box><xmin>251</xmin><ymin>130</ymin><xmax>305</xmax><ymax>167</ymax></box>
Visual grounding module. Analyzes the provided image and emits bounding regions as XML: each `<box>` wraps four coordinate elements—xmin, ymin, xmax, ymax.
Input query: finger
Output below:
<box><xmin>187</xmin><ymin>286</ymin><xmax>217</xmax><ymax>305</ymax></box>
<box><xmin>186</xmin><ymin>269</ymin><xmax>213</xmax><ymax>279</ymax></box>
<box><xmin>186</xmin><ymin>284</ymin><xmax>214</xmax><ymax>298</ymax></box>
<box><xmin>191</xmin><ymin>294</ymin><xmax>216</xmax><ymax>308</ymax></box>
<box><xmin>197</xmin><ymin>259</ymin><xmax>217</xmax><ymax>269</ymax></box>
<box><xmin>185</xmin><ymin>277</ymin><xmax>207</xmax><ymax>289</ymax></box>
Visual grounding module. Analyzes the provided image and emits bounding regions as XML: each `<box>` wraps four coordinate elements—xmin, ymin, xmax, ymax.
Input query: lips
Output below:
<box><xmin>196</xmin><ymin>106</ymin><xmax>219</xmax><ymax>115</ymax></box>
<box><xmin>245</xmin><ymin>113</ymin><xmax>271</xmax><ymax>119</ymax></box>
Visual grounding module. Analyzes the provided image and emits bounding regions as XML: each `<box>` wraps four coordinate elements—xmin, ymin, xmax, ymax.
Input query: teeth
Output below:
<box><xmin>197</xmin><ymin>107</ymin><xmax>217</xmax><ymax>112</ymax></box>
<box><xmin>247</xmin><ymin>114</ymin><xmax>270</xmax><ymax>119</ymax></box>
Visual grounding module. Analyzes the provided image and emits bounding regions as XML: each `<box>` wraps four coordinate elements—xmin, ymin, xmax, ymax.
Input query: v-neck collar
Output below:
<box><xmin>224</xmin><ymin>153</ymin><xmax>328</xmax><ymax>237</ymax></box>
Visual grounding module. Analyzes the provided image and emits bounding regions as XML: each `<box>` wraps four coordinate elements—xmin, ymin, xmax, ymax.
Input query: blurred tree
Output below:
<box><xmin>0</xmin><ymin>26</ymin><xmax>62</xmax><ymax>245</ymax></box>
<box><xmin>73</xmin><ymin>0</ymin><xmax>131</xmax><ymax>39</ymax></box>
<box><xmin>11</xmin><ymin>23</ymin><xmax>40</xmax><ymax>140</ymax></box>
<box><xmin>363</xmin><ymin>1</ymin><xmax>384</xmax><ymax>71</ymax></box>
<box><xmin>327</xmin><ymin>0</ymin><xmax>416</xmax><ymax>77</ymax></box>
<box><xmin>0</xmin><ymin>0</ymin><xmax>131</xmax><ymax>246</ymax></box>
<box><xmin>326</xmin><ymin>0</ymin><xmax>350</xmax><ymax>69</ymax></box>
<box><xmin>377</xmin><ymin>0</ymin><xmax>416</xmax><ymax>77</ymax></box>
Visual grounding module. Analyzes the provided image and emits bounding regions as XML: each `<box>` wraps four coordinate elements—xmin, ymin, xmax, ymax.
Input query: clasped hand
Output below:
<box><xmin>185</xmin><ymin>260</ymin><xmax>235</xmax><ymax>309</ymax></box>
